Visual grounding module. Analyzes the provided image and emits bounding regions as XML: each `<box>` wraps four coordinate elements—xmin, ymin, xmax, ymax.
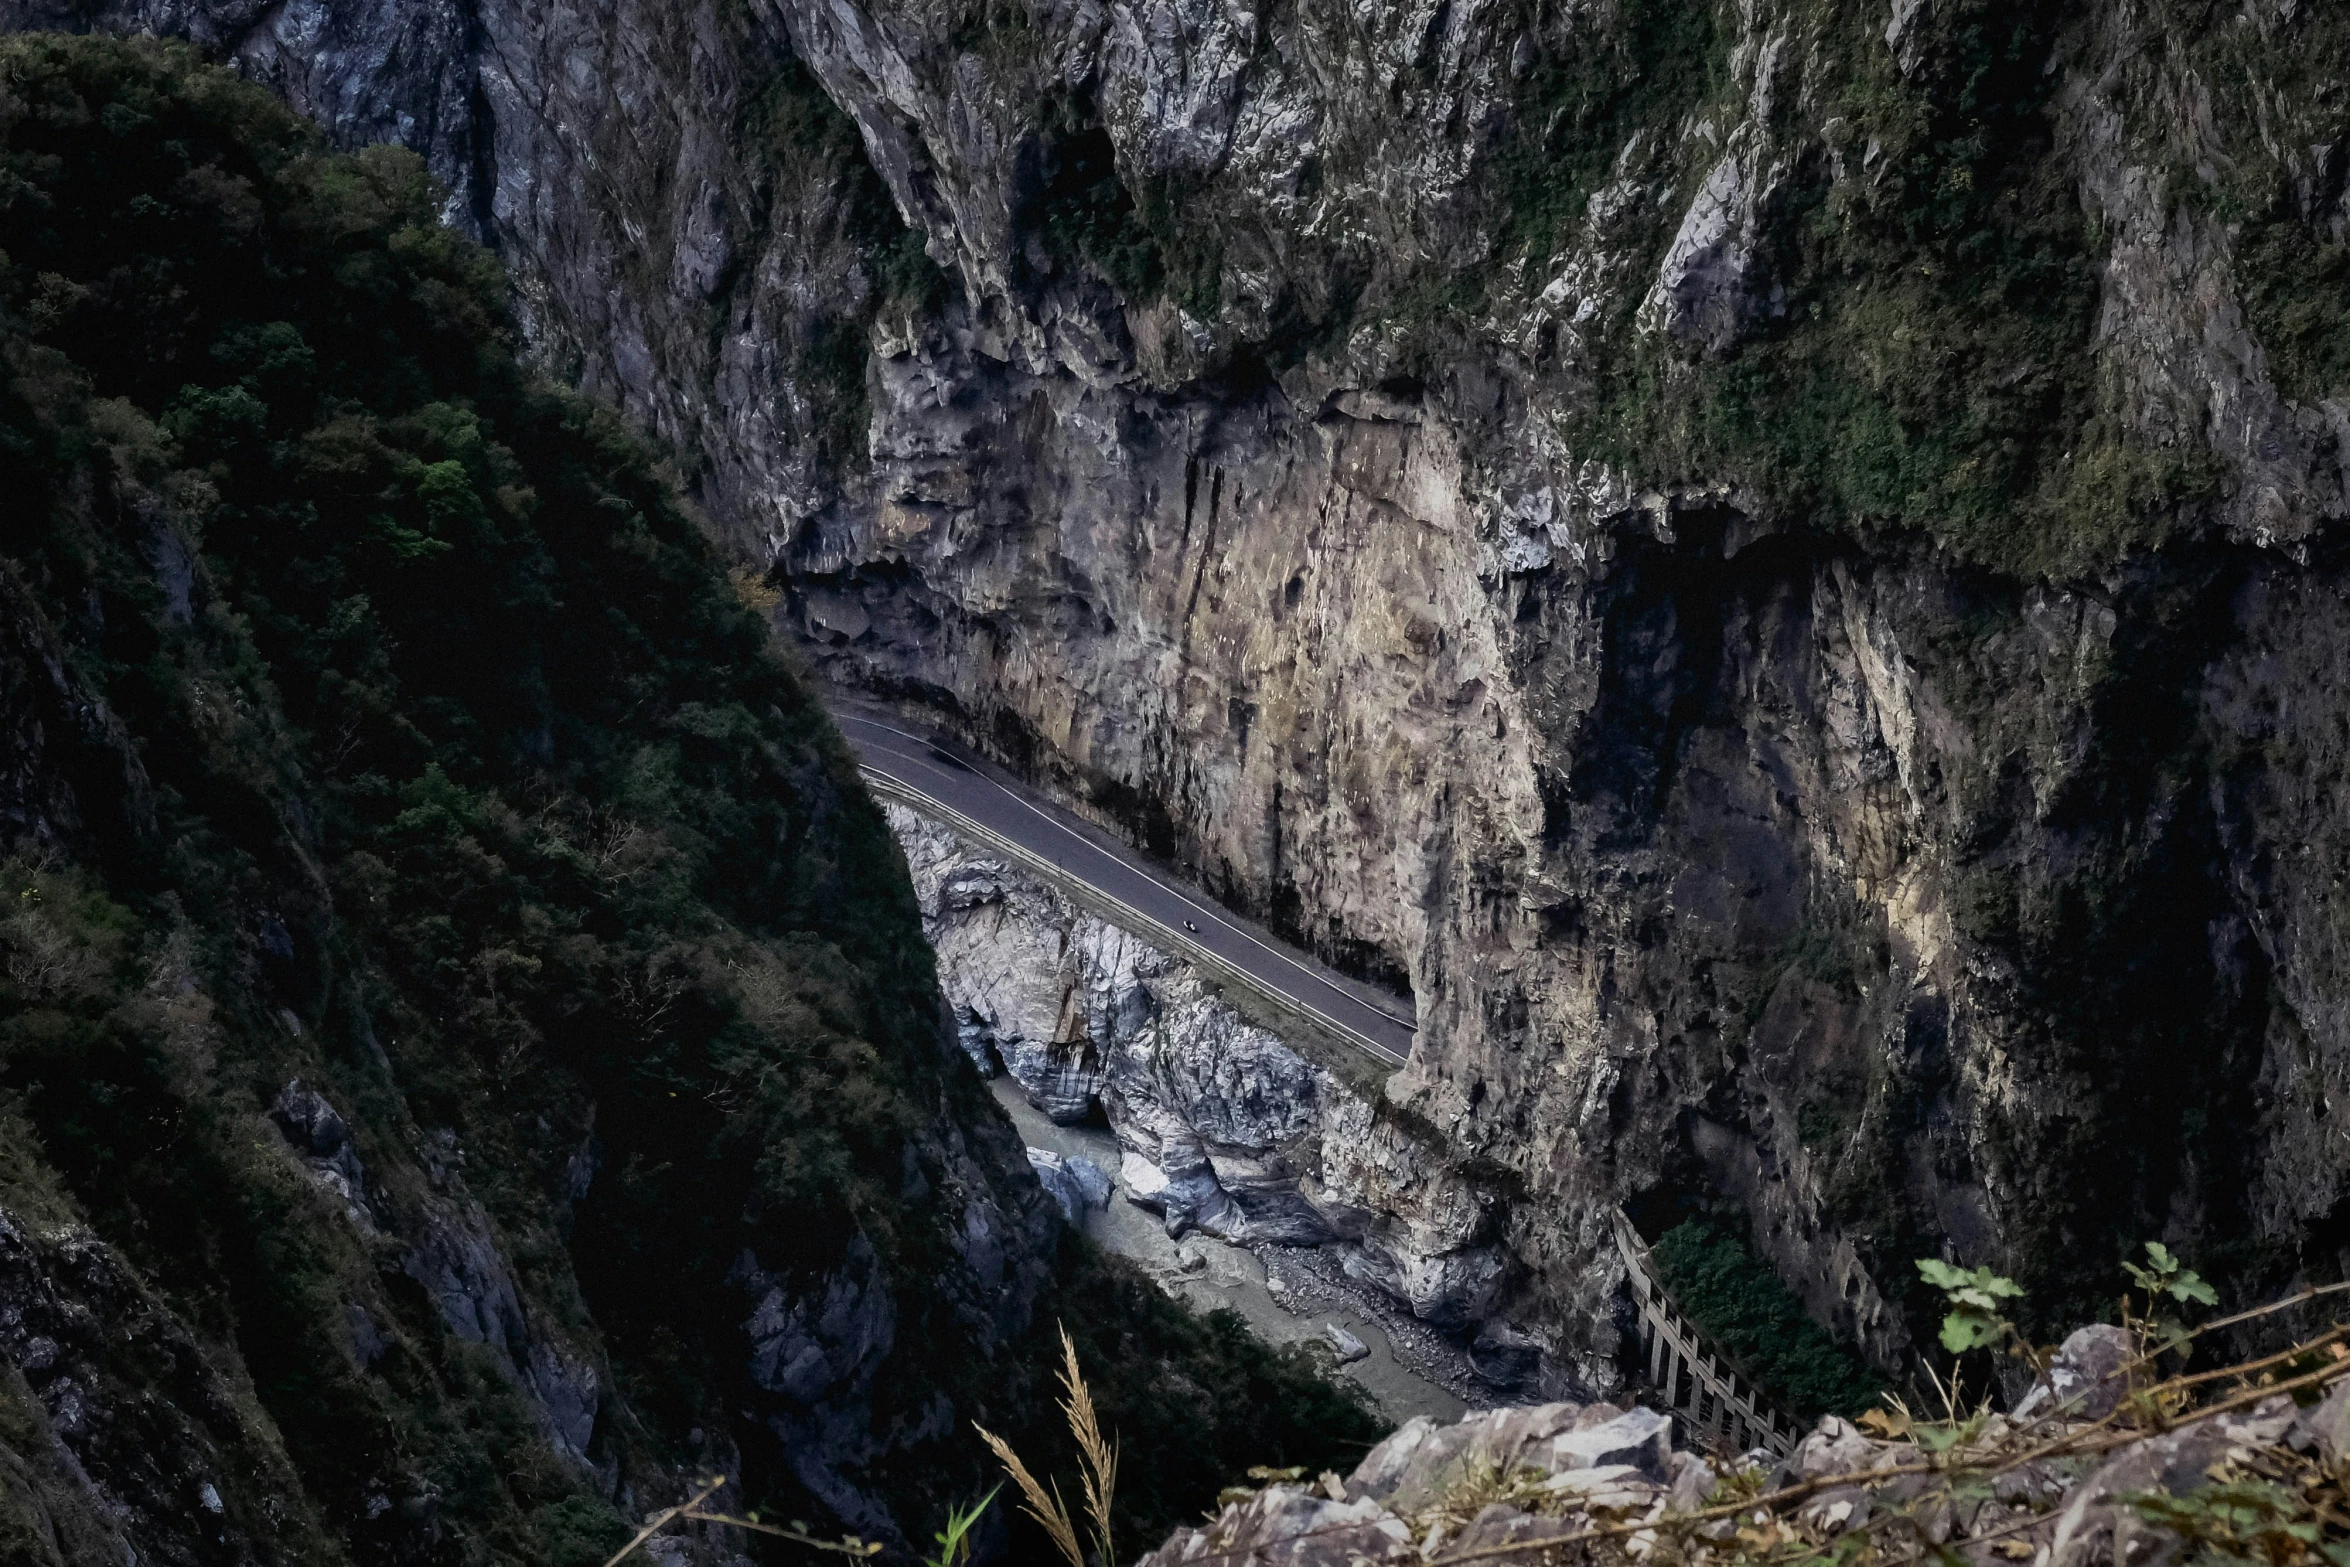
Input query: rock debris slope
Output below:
<box><xmin>21</xmin><ymin>0</ymin><xmax>2350</xmax><ymax>1399</ymax></box>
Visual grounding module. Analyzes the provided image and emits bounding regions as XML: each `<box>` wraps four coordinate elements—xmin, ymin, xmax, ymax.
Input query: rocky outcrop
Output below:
<box><xmin>790</xmin><ymin>0</ymin><xmax>2350</xmax><ymax>1397</ymax></box>
<box><xmin>1136</xmin><ymin>1400</ymin><xmax>1695</xmax><ymax>1567</ymax></box>
<box><xmin>1140</xmin><ymin>1366</ymin><xmax>2350</xmax><ymax>1567</ymax></box>
<box><xmin>4</xmin><ymin>1061</ymin><xmax>980</xmax><ymax>1564</ymax></box>
<box><xmin>1026</xmin><ymin>1149</ymin><xmax>1113</xmax><ymax>1224</ymax></box>
<box><xmin>0</xmin><ymin>0</ymin><xmax>909</xmax><ymax>565</ymax></box>
<box><xmin>0</xmin><ymin>31</ymin><xmax>1405</xmax><ymax>1565</ymax></box>
<box><xmin>0</xmin><ymin>1209</ymin><xmax>341</xmax><ymax>1567</ymax></box>
<box><xmin>268</xmin><ymin>1080</ymin><xmax>607</xmax><ymax>1465</ymax></box>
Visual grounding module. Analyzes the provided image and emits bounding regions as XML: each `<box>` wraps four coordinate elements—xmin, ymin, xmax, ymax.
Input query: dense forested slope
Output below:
<box><xmin>0</xmin><ymin>35</ymin><xmax>1372</xmax><ymax>1566</ymax></box>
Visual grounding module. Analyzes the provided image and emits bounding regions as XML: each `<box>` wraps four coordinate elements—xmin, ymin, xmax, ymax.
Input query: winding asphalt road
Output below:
<box><xmin>829</xmin><ymin>702</ymin><xmax>1418</xmax><ymax>1069</ymax></box>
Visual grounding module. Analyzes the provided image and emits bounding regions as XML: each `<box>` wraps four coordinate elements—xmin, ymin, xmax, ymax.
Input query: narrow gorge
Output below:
<box><xmin>6</xmin><ymin>0</ymin><xmax>2350</xmax><ymax>1561</ymax></box>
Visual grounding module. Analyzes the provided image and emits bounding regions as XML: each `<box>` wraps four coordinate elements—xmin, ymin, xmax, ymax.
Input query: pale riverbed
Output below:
<box><xmin>994</xmin><ymin>1078</ymin><xmax>1471</xmax><ymax>1428</ymax></box>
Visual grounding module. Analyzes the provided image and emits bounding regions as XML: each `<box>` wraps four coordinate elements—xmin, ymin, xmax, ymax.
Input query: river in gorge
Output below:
<box><xmin>992</xmin><ymin>1079</ymin><xmax>1475</xmax><ymax>1428</ymax></box>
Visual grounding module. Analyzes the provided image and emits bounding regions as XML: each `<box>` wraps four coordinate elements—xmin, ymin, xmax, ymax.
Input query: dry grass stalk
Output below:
<box><xmin>599</xmin><ymin>1475</ymin><xmax>725</xmax><ymax>1567</ymax></box>
<box><xmin>975</xmin><ymin>1324</ymin><xmax>1121</xmax><ymax>1567</ymax></box>
<box><xmin>974</xmin><ymin>1422</ymin><xmax>1086</xmax><ymax>1567</ymax></box>
<box><xmin>1058</xmin><ymin>1325</ymin><xmax>1119</xmax><ymax>1567</ymax></box>
<box><xmin>599</xmin><ymin>1474</ymin><xmax>882</xmax><ymax>1566</ymax></box>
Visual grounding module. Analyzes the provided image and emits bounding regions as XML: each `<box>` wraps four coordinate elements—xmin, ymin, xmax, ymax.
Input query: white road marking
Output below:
<box><xmin>837</xmin><ymin>713</ymin><xmax>1418</xmax><ymax>1062</ymax></box>
<box><xmin>869</xmin><ymin>767</ymin><xmax>1410</xmax><ymax>1069</ymax></box>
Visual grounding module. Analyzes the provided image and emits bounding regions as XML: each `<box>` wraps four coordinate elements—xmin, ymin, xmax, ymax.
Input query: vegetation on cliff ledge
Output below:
<box><xmin>1651</xmin><ymin>1218</ymin><xmax>1886</xmax><ymax>1424</ymax></box>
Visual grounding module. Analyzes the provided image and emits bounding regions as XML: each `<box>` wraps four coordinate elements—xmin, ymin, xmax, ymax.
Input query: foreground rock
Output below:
<box><xmin>1142</xmin><ymin>1373</ymin><xmax>2350</xmax><ymax>1567</ymax></box>
<box><xmin>1139</xmin><ymin>1403</ymin><xmax>1687</xmax><ymax>1567</ymax></box>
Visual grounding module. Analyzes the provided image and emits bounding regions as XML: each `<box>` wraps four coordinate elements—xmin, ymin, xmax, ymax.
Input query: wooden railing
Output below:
<box><xmin>1611</xmin><ymin>1210</ymin><xmax>1800</xmax><ymax>1458</ymax></box>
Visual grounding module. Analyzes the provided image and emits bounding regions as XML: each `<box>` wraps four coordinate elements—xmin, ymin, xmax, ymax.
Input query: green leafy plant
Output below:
<box><xmin>2127</xmin><ymin>1478</ymin><xmax>2331</xmax><ymax>1567</ymax></box>
<box><xmin>1916</xmin><ymin>1258</ymin><xmax>2028</xmax><ymax>1356</ymax></box>
<box><xmin>2123</xmin><ymin>1242</ymin><xmax>2219</xmax><ymax>1311</ymax></box>
<box><xmin>2121</xmin><ymin>1241</ymin><xmax>2219</xmax><ymax>1362</ymax></box>
<box><xmin>924</xmin><ymin>1486</ymin><xmax>999</xmax><ymax>1567</ymax></box>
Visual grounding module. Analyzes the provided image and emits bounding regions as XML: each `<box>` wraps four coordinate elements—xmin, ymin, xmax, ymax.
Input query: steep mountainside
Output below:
<box><xmin>20</xmin><ymin>0</ymin><xmax>2350</xmax><ymax>1404</ymax></box>
<box><xmin>0</xmin><ymin>37</ymin><xmax>1373</xmax><ymax>1566</ymax></box>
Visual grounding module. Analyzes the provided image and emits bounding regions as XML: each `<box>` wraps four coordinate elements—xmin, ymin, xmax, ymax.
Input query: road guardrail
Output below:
<box><xmin>860</xmin><ymin>767</ymin><xmax>1410</xmax><ymax>1072</ymax></box>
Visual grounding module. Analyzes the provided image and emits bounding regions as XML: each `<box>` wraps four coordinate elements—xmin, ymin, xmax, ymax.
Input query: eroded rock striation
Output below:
<box><xmin>892</xmin><ymin>801</ymin><xmax>1511</xmax><ymax>1327</ymax></box>
<box><xmin>23</xmin><ymin>0</ymin><xmax>2350</xmax><ymax>1400</ymax></box>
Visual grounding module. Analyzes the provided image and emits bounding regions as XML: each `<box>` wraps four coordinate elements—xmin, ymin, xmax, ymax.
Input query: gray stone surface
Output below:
<box><xmin>2014</xmin><ymin>1324</ymin><xmax>2137</xmax><ymax>1423</ymax></box>
<box><xmin>1139</xmin><ymin>1384</ymin><xmax>2335</xmax><ymax>1567</ymax></box>
<box><xmin>1027</xmin><ymin>1148</ymin><xmax>1113</xmax><ymax>1224</ymax></box>
<box><xmin>893</xmin><ymin>802</ymin><xmax>1523</xmax><ymax>1344</ymax></box>
<box><xmin>1141</xmin><ymin>1399</ymin><xmax>1681</xmax><ymax>1565</ymax></box>
<box><xmin>995</xmin><ymin>1077</ymin><xmax>1473</xmax><ymax>1425</ymax></box>
<box><xmin>2047</xmin><ymin>1400</ymin><xmax>2301</xmax><ymax>1567</ymax></box>
<box><xmin>0</xmin><ymin>1210</ymin><xmax>316</xmax><ymax>1565</ymax></box>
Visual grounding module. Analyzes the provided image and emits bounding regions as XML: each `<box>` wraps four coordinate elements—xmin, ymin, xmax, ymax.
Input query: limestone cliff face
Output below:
<box><xmin>26</xmin><ymin>0</ymin><xmax>2350</xmax><ymax>1392</ymax></box>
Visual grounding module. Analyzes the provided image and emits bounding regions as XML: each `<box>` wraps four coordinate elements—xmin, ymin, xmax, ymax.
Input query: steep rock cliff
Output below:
<box><xmin>25</xmin><ymin>0</ymin><xmax>2350</xmax><ymax>1399</ymax></box>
